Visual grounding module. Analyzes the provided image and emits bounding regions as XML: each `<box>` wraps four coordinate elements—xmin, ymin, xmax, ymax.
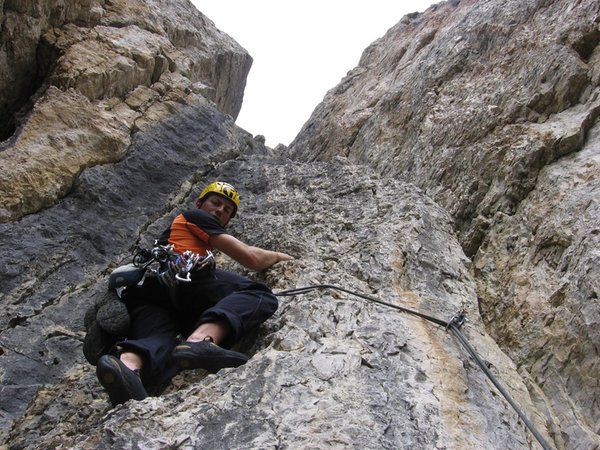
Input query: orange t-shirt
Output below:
<box><xmin>158</xmin><ymin>209</ymin><xmax>227</xmax><ymax>255</ymax></box>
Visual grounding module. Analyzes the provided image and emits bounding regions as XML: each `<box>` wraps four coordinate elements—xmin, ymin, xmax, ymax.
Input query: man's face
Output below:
<box><xmin>198</xmin><ymin>194</ymin><xmax>236</xmax><ymax>226</ymax></box>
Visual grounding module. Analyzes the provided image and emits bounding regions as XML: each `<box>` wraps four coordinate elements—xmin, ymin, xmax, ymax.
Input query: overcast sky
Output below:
<box><xmin>191</xmin><ymin>1</ymin><xmax>438</xmax><ymax>147</ymax></box>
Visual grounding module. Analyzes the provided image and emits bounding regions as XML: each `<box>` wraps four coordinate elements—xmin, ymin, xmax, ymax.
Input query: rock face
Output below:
<box><xmin>290</xmin><ymin>0</ymin><xmax>600</xmax><ymax>448</ymax></box>
<box><xmin>0</xmin><ymin>0</ymin><xmax>251</xmax><ymax>224</ymax></box>
<box><xmin>0</xmin><ymin>0</ymin><xmax>598</xmax><ymax>450</ymax></box>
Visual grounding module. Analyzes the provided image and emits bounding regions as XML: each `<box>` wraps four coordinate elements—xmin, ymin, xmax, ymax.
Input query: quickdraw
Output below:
<box><xmin>133</xmin><ymin>244</ymin><xmax>215</xmax><ymax>288</ymax></box>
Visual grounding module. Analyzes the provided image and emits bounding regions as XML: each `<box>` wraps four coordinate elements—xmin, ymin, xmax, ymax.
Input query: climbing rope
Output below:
<box><xmin>275</xmin><ymin>284</ymin><xmax>553</xmax><ymax>450</ymax></box>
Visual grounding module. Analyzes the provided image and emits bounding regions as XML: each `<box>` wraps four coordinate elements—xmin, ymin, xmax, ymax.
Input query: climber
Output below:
<box><xmin>95</xmin><ymin>181</ymin><xmax>294</xmax><ymax>406</ymax></box>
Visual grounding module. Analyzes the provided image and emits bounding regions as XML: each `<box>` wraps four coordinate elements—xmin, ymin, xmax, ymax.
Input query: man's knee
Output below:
<box><xmin>261</xmin><ymin>292</ymin><xmax>278</xmax><ymax>316</ymax></box>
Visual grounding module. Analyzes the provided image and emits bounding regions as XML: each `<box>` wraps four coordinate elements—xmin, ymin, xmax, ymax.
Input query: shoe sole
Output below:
<box><xmin>173</xmin><ymin>347</ymin><xmax>248</xmax><ymax>373</ymax></box>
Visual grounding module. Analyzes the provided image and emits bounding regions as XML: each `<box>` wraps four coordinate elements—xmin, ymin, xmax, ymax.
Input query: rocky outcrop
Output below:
<box><xmin>290</xmin><ymin>0</ymin><xmax>600</xmax><ymax>448</ymax></box>
<box><xmin>1</xmin><ymin>135</ymin><xmax>549</xmax><ymax>449</ymax></box>
<box><xmin>0</xmin><ymin>0</ymin><xmax>251</xmax><ymax>224</ymax></box>
<box><xmin>1</xmin><ymin>0</ymin><xmax>598</xmax><ymax>449</ymax></box>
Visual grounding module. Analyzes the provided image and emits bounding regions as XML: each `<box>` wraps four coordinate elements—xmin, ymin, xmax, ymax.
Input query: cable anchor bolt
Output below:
<box><xmin>446</xmin><ymin>312</ymin><xmax>466</xmax><ymax>331</ymax></box>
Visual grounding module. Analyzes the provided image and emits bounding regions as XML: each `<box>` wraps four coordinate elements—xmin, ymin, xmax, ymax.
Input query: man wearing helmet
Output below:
<box><xmin>95</xmin><ymin>181</ymin><xmax>293</xmax><ymax>406</ymax></box>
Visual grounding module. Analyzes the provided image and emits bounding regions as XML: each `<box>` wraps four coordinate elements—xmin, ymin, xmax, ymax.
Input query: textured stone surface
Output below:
<box><xmin>0</xmin><ymin>0</ymin><xmax>251</xmax><ymax>223</ymax></box>
<box><xmin>2</xmin><ymin>144</ymin><xmax>546</xmax><ymax>449</ymax></box>
<box><xmin>474</xmin><ymin>126</ymin><xmax>600</xmax><ymax>448</ymax></box>
<box><xmin>290</xmin><ymin>0</ymin><xmax>600</xmax><ymax>448</ymax></box>
<box><xmin>1</xmin><ymin>0</ymin><xmax>598</xmax><ymax>449</ymax></box>
<box><xmin>291</xmin><ymin>0</ymin><xmax>599</xmax><ymax>254</ymax></box>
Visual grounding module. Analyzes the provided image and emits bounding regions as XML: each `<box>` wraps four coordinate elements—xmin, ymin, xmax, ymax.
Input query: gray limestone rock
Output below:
<box><xmin>0</xmin><ymin>0</ymin><xmax>251</xmax><ymax>223</ymax></box>
<box><xmin>2</xmin><ymin>144</ymin><xmax>549</xmax><ymax>449</ymax></box>
<box><xmin>290</xmin><ymin>0</ymin><xmax>600</xmax><ymax>448</ymax></box>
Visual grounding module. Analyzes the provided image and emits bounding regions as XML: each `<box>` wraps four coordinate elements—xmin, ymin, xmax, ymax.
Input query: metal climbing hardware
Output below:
<box><xmin>151</xmin><ymin>244</ymin><xmax>173</xmax><ymax>264</ymax></box>
<box><xmin>152</xmin><ymin>246</ymin><xmax>214</xmax><ymax>287</ymax></box>
<box><xmin>446</xmin><ymin>312</ymin><xmax>466</xmax><ymax>331</ymax></box>
<box><xmin>132</xmin><ymin>246</ymin><xmax>153</xmax><ymax>267</ymax></box>
<box><xmin>173</xmin><ymin>250</ymin><xmax>215</xmax><ymax>283</ymax></box>
<box><xmin>128</xmin><ymin>243</ymin><xmax>215</xmax><ymax>288</ymax></box>
<box><xmin>273</xmin><ymin>284</ymin><xmax>552</xmax><ymax>450</ymax></box>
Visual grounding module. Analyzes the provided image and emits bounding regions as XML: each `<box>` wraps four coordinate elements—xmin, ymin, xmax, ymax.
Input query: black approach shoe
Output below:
<box><xmin>172</xmin><ymin>340</ymin><xmax>249</xmax><ymax>373</ymax></box>
<box><xmin>96</xmin><ymin>355</ymin><xmax>148</xmax><ymax>406</ymax></box>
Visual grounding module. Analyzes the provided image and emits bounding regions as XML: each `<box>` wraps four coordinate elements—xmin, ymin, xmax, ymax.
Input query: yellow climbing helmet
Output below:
<box><xmin>198</xmin><ymin>181</ymin><xmax>240</xmax><ymax>217</ymax></box>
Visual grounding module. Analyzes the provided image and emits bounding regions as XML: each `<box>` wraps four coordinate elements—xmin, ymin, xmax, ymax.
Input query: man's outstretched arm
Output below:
<box><xmin>209</xmin><ymin>233</ymin><xmax>294</xmax><ymax>271</ymax></box>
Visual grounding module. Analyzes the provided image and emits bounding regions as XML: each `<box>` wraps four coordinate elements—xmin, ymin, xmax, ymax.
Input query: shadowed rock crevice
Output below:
<box><xmin>0</xmin><ymin>0</ymin><xmax>89</xmax><ymax>142</ymax></box>
<box><xmin>0</xmin><ymin>32</ymin><xmax>61</xmax><ymax>142</ymax></box>
<box><xmin>0</xmin><ymin>27</ymin><xmax>54</xmax><ymax>142</ymax></box>
<box><xmin>566</xmin><ymin>23</ymin><xmax>600</xmax><ymax>63</ymax></box>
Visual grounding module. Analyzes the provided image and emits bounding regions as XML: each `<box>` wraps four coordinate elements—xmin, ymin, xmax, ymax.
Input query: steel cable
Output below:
<box><xmin>275</xmin><ymin>284</ymin><xmax>553</xmax><ymax>450</ymax></box>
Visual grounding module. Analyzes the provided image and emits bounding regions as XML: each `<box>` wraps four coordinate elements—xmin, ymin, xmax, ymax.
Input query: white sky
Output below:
<box><xmin>191</xmin><ymin>1</ymin><xmax>438</xmax><ymax>147</ymax></box>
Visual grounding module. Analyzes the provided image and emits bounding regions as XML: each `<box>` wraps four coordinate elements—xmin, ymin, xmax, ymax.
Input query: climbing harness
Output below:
<box><xmin>275</xmin><ymin>284</ymin><xmax>553</xmax><ymax>450</ymax></box>
<box><xmin>107</xmin><ymin>244</ymin><xmax>216</xmax><ymax>295</ymax></box>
